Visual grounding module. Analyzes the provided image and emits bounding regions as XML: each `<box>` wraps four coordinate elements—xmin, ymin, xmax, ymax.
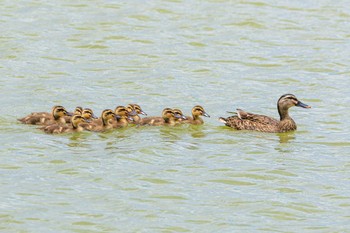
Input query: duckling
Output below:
<box><xmin>81</xmin><ymin>108</ymin><xmax>98</xmax><ymax>122</ymax></box>
<box><xmin>126</xmin><ymin>104</ymin><xmax>147</xmax><ymax>124</ymax></box>
<box><xmin>18</xmin><ymin>105</ymin><xmax>71</xmax><ymax>125</ymax></box>
<box><xmin>172</xmin><ymin>108</ymin><xmax>188</xmax><ymax>125</ymax></box>
<box><xmin>65</xmin><ymin>106</ymin><xmax>83</xmax><ymax>123</ymax></box>
<box><xmin>88</xmin><ymin>109</ymin><xmax>118</xmax><ymax>132</ymax></box>
<box><xmin>139</xmin><ymin>108</ymin><xmax>182</xmax><ymax>126</ymax></box>
<box><xmin>181</xmin><ymin>105</ymin><xmax>210</xmax><ymax>125</ymax></box>
<box><xmin>218</xmin><ymin>94</ymin><xmax>311</xmax><ymax>133</ymax></box>
<box><xmin>40</xmin><ymin>115</ymin><xmax>88</xmax><ymax>134</ymax></box>
<box><xmin>112</xmin><ymin>106</ymin><xmax>133</xmax><ymax>128</ymax></box>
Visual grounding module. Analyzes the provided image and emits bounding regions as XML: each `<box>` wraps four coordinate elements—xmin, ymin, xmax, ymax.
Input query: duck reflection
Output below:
<box><xmin>277</xmin><ymin>131</ymin><xmax>296</xmax><ymax>143</ymax></box>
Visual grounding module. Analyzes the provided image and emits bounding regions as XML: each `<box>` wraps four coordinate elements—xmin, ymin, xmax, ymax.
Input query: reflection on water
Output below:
<box><xmin>278</xmin><ymin>131</ymin><xmax>296</xmax><ymax>144</ymax></box>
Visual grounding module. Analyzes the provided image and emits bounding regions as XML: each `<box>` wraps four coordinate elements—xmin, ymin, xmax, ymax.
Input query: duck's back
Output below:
<box><xmin>139</xmin><ymin>116</ymin><xmax>164</xmax><ymax>126</ymax></box>
<box><xmin>219</xmin><ymin>111</ymin><xmax>279</xmax><ymax>133</ymax></box>
<box><xmin>40</xmin><ymin>124</ymin><xmax>70</xmax><ymax>134</ymax></box>
<box><xmin>182</xmin><ymin>116</ymin><xmax>203</xmax><ymax>125</ymax></box>
<box><xmin>18</xmin><ymin>112</ymin><xmax>51</xmax><ymax>125</ymax></box>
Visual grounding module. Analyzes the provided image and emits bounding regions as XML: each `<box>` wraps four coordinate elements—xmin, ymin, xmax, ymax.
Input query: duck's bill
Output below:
<box><xmin>140</xmin><ymin>111</ymin><xmax>147</xmax><ymax>116</ymax></box>
<box><xmin>174</xmin><ymin>113</ymin><xmax>187</xmax><ymax>120</ymax></box>
<box><xmin>129</xmin><ymin>109</ymin><xmax>137</xmax><ymax>116</ymax></box>
<box><xmin>115</xmin><ymin>115</ymin><xmax>122</xmax><ymax>120</ymax></box>
<box><xmin>203</xmin><ymin>112</ymin><xmax>210</xmax><ymax>118</ymax></box>
<box><xmin>296</xmin><ymin>101</ymin><xmax>311</xmax><ymax>108</ymax></box>
<box><xmin>127</xmin><ymin>116</ymin><xmax>134</xmax><ymax>121</ymax></box>
<box><xmin>66</xmin><ymin>112</ymin><xmax>74</xmax><ymax>116</ymax></box>
<box><xmin>91</xmin><ymin>114</ymin><xmax>98</xmax><ymax>119</ymax></box>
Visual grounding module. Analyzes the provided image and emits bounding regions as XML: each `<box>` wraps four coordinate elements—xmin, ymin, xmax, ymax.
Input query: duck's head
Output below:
<box><xmin>71</xmin><ymin>115</ymin><xmax>87</xmax><ymax>129</ymax></box>
<box><xmin>172</xmin><ymin>108</ymin><xmax>187</xmax><ymax>120</ymax></box>
<box><xmin>192</xmin><ymin>105</ymin><xmax>210</xmax><ymax>118</ymax></box>
<box><xmin>115</xmin><ymin>106</ymin><xmax>133</xmax><ymax>121</ymax></box>
<box><xmin>52</xmin><ymin>106</ymin><xmax>72</xmax><ymax>120</ymax></box>
<box><xmin>127</xmin><ymin>104</ymin><xmax>147</xmax><ymax>116</ymax></box>
<box><xmin>277</xmin><ymin>94</ymin><xmax>311</xmax><ymax>119</ymax></box>
<box><xmin>101</xmin><ymin>109</ymin><xmax>119</xmax><ymax>125</ymax></box>
<box><xmin>74</xmin><ymin>106</ymin><xmax>83</xmax><ymax>115</ymax></box>
<box><xmin>161</xmin><ymin>108</ymin><xmax>175</xmax><ymax>121</ymax></box>
<box><xmin>82</xmin><ymin>108</ymin><xmax>98</xmax><ymax>121</ymax></box>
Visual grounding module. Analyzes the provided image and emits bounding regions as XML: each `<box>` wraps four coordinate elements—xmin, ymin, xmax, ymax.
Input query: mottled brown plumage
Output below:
<box><xmin>18</xmin><ymin>106</ymin><xmax>71</xmax><ymax>125</ymax></box>
<box><xmin>219</xmin><ymin>94</ymin><xmax>311</xmax><ymax>133</ymax></box>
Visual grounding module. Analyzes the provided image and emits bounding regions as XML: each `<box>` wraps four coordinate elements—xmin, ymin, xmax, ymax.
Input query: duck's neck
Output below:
<box><xmin>132</xmin><ymin>115</ymin><xmax>140</xmax><ymax>122</ymax></box>
<box><xmin>118</xmin><ymin>117</ymin><xmax>129</xmax><ymax>126</ymax></box>
<box><xmin>278</xmin><ymin>105</ymin><xmax>291</xmax><ymax>121</ymax></box>
<box><xmin>278</xmin><ymin>106</ymin><xmax>297</xmax><ymax>132</ymax></box>
<box><xmin>72</xmin><ymin>121</ymin><xmax>78</xmax><ymax>129</ymax></box>
<box><xmin>102</xmin><ymin>117</ymin><xmax>110</xmax><ymax>127</ymax></box>
<box><xmin>164</xmin><ymin>117</ymin><xmax>175</xmax><ymax>125</ymax></box>
<box><xmin>56</xmin><ymin>116</ymin><xmax>66</xmax><ymax>124</ymax></box>
<box><xmin>192</xmin><ymin>114</ymin><xmax>203</xmax><ymax>123</ymax></box>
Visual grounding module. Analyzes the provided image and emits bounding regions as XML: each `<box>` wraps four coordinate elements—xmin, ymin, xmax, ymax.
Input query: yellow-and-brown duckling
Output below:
<box><xmin>40</xmin><ymin>115</ymin><xmax>88</xmax><ymax>134</ymax></box>
<box><xmin>112</xmin><ymin>106</ymin><xmax>134</xmax><ymax>128</ymax></box>
<box><xmin>87</xmin><ymin>109</ymin><xmax>119</xmax><ymax>132</ymax></box>
<box><xmin>181</xmin><ymin>105</ymin><xmax>210</xmax><ymax>125</ymax></box>
<box><xmin>126</xmin><ymin>104</ymin><xmax>147</xmax><ymax>124</ymax></box>
<box><xmin>218</xmin><ymin>94</ymin><xmax>311</xmax><ymax>133</ymax></box>
<box><xmin>139</xmin><ymin>108</ymin><xmax>185</xmax><ymax>126</ymax></box>
<box><xmin>81</xmin><ymin>108</ymin><xmax>98</xmax><ymax>122</ymax></box>
<box><xmin>172</xmin><ymin>108</ymin><xmax>188</xmax><ymax>125</ymax></box>
<box><xmin>18</xmin><ymin>105</ymin><xmax>72</xmax><ymax>125</ymax></box>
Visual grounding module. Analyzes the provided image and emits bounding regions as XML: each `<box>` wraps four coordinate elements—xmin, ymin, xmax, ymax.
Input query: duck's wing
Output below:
<box><xmin>139</xmin><ymin>116</ymin><xmax>163</xmax><ymax>126</ymax></box>
<box><xmin>219</xmin><ymin>109</ymin><xmax>279</xmax><ymax>132</ymax></box>
<box><xmin>236</xmin><ymin>109</ymin><xmax>279</xmax><ymax>125</ymax></box>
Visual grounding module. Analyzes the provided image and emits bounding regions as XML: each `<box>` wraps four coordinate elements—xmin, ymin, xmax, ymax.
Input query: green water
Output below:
<box><xmin>1</xmin><ymin>0</ymin><xmax>350</xmax><ymax>232</ymax></box>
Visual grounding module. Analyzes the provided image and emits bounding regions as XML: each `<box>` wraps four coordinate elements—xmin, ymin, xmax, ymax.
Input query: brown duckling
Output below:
<box><xmin>126</xmin><ymin>104</ymin><xmax>147</xmax><ymax>124</ymax></box>
<box><xmin>18</xmin><ymin>105</ymin><xmax>72</xmax><ymax>125</ymax></box>
<box><xmin>112</xmin><ymin>106</ymin><xmax>133</xmax><ymax>128</ymax></box>
<box><xmin>88</xmin><ymin>109</ymin><xmax>118</xmax><ymax>132</ymax></box>
<box><xmin>40</xmin><ymin>115</ymin><xmax>88</xmax><ymax>134</ymax></box>
<box><xmin>181</xmin><ymin>105</ymin><xmax>209</xmax><ymax>125</ymax></box>
<box><xmin>218</xmin><ymin>94</ymin><xmax>311</xmax><ymax>133</ymax></box>
<box><xmin>139</xmin><ymin>108</ymin><xmax>183</xmax><ymax>126</ymax></box>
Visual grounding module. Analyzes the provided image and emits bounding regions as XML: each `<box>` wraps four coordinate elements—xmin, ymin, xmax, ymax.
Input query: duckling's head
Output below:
<box><xmin>52</xmin><ymin>106</ymin><xmax>71</xmax><ymax>120</ymax></box>
<box><xmin>128</xmin><ymin>104</ymin><xmax>147</xmax><ymax>116</ymax></box>
<box><xmin>115</xmin><ymin>106</ymin><xmax>133</xmax><ymax>121</ymax></box>
<box><xmin>101</xmin><ymin>109</ymin><xmax>118</xmax><ymax>125</ymax></box>
<box><xmin>161</xmin><ymin>108</ymin><xmax>175</xmax><ymax>122</ymax></box>
<box><xmin>277</xmin><ymin>94</ymin><xmax>311</xmax><ymax>119</ymax></box>
<box><xmin>192</xmin><ymin>105</ymin><xmax>210</xmax><ymax>118</ymax></box>
<box><xmin>71</xmin><ymin>115</ymin><xmax>87</xmax><ymax>129</ymax></box>
<box><xmin>82</xmin><ymin>108</ymin><xmax>98</xmax><ymax>120</ymax></box>
<box><xmin>74</xmin><ymin>106</ymin><xmax>83</xmax><ymax>115</ymax></box>
<box><xmin>172</xmin><ymin>108</ymin><xmax>187</xmax><ymax>120</ymax></box>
